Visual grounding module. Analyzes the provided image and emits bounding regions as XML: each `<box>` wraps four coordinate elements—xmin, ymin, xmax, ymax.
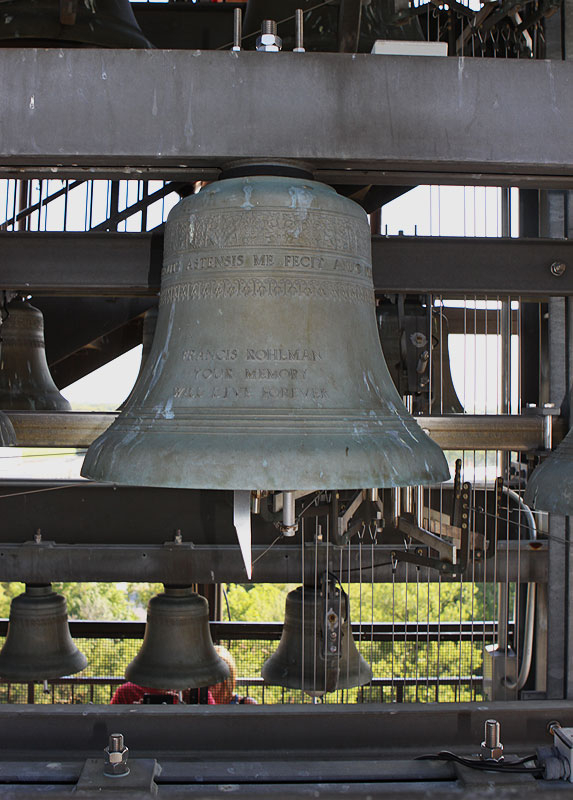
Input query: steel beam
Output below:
<box><xmin>3</xmin><ymin>51</ymin><xmax>573</xmax><ymax>183</ymax></box>
<box><xmin>0</xmin><ymin>542</ymin><xmax>546</xmax><ymax>583</ymax></box>
<box><xmin>5</xmin><ymin>411</ymin><xmax>565</xmax><ymax>450</ymax></box>
<box><xmin>4</xmin><ymin>233</ymin><xmax>573</xmax><ymax>298</ymax></box>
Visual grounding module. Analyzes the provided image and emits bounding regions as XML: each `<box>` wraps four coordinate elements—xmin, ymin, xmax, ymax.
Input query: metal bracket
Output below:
<box><xmin>398</xmin><ymin>517</ymin><xmax>456</xmax><ymax>564</ymax></box>
<box><xmin>75</xmin><ymin>758</ymin><xmax>160</xmax><ymax>795</ymax></box>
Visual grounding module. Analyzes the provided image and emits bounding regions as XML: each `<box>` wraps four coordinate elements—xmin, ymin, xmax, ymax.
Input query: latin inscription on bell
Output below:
<box><xmin>82</xmin><ymin>175</ymin><xmax>449</xmax><ymax>491</ymax></box>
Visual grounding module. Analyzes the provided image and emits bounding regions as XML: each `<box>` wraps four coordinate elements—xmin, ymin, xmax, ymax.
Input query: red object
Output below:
<box><xmin>111</xmin><ymin>682</ymin><xmax>215</xmax><ymax>704</ymax></box>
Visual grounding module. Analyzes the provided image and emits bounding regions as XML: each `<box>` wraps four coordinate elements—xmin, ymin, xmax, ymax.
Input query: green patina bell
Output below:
<box><xmin>525</xmin><ymin>427</ymin><xmax>573</xmax><ymax>514</ymax></box>
<box><xmin>0</xmin><ymin>300</ymin><xmax>70</xmax><ymax>412</ymax></box>
<box><xmin>82</xmin><ymin>174</ymin><xmax>449</xmax><ymax>491</ymax></box>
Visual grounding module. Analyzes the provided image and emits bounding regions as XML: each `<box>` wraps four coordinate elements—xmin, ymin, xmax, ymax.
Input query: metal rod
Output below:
<box><xmin>232</xmin><ymin>8</ymin><xmax>242</xmax><ymax>52</ymax></box>
<box><xmin>294</xmin><ymin>9</ymin><xmax>305</xmax><ymax>52</ymax></box>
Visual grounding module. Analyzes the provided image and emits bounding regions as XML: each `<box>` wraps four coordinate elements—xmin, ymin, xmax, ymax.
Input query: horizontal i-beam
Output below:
<box><xmin>1</xmin><ymin>233</ymin><xmax>573</xmax><ymax>297</ymax></box>
<box><xmin>5</xmin><ymin>411</ymin><xmax>565</xmax><ymax>450</ymax></box>
<box><xmin>2</xmin><ymin>50</ymin><xmax>573</xmax><ymax>184</ymax></box>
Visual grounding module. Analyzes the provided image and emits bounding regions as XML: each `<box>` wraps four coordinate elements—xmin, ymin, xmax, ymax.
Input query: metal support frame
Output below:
<box><xmin>3</xmin><ymin>51</ymin><xmax>573</xmax><ymax>184</ymax></box>
<box><xmin>4</xmin><ymin>233</ymin><xmax>573</xmax><ymax>297</ymax></box>
<box><xmin>5</xmin><ymin>411</ymin><xmax>565</xmax><ymax>450</ymax></box>
<box><xmin>0</xmin><ymin>542</ymin><xmax>545</xmax><ymax>584</ymax></box>
<box><xmin>0</xmin><ymin>702</ymin><xmax>568</xmax><ymax>797</ymax></box>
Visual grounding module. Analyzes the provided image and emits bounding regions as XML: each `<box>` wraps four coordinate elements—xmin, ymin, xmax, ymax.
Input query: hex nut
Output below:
<box><xmin>480</xmin><ymin>741</ymin><xmax>504</xmax><ymax>761</ymax></box>
<box><xmin>256</xmin><ymin>33</ymin><xmax>282</xmax><ymax>51</ymax></box>
<box><xmin>103</xmin><ymin>744</ymin><xmax>130</xmax><ymax>777</ymax></box>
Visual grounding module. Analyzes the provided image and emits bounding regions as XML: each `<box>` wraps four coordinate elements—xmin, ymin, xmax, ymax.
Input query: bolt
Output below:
<box><xmin>34</xmin><ymin>529</ymin><xmax>42</xmax><ymax>544</ymax></box>
<box><xmin>104</xmin><ymin>732</ymin><xmax>130</xmax><ymax>778</ymax></box>
<box><xmin>294</xmin><ymin>8</ymin><xmax>305</xmax><ymax>52</ymax></box>
<box><xmin>551</xmin><ymin>261</ymin><xmax>567</xmax><ymax>277</ymax></box>
<box><xmin>548</xmin><ymin>720</ymin><xmax>562</xmax><ymax>736</ymax></box>
<box><xmin>256</xmin><ymin>19</ymin><xmax>282</xmax><ymax>51</ymax></box>
<box><xmin>174</xmin><ymin>529</ymin><xmax>182</xmax><ymax>544</ymax></box>
<box><xmin>481</xmin><ymin>719</ymin><xmax>504</xmax><ymax>761</ymax></box>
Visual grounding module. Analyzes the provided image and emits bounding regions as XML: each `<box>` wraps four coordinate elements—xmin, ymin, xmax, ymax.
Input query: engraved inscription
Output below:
<box><xmin>262</xmin><ymin>387</ymin><xmax>328</xmax><ymax>400</ymax></box>
<box><xmin>159</xmin><ymin>278</ymin><xmax>373</xmax><ymax>306</ymax></box>
<box><xmin>246</xmin><ymin>368</ymin><xmax>308</xmax><ymax>380</ymax></box>
<box><xmin>164</xmin><ymin>209</ymin><xmax>370</xmax><ymax>261</ymax></box>
<box><xmin>174</xmin><ymin>386</ymin><xmax>251</xmax><ymax>399</ymax></box>
<box><xmin>161</xmin><ymin>252</ymin><xmax>372</xmax><ymax>281</ymax></box>
<box><xmin>246</xmin><ymin>348</ymin><xmax>321</xmax><ymax>362</ymax></box>
<box><xmin>183</xmin><ymin>349</ymin><xmax>238</xmax><ymax>361</ymax></box>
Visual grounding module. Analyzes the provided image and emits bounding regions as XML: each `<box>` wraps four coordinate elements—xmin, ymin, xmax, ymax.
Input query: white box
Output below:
<box><xmin>371</xmin><ymin>40</ymin><xmax>448</xmax><ymax>57</ymax></box>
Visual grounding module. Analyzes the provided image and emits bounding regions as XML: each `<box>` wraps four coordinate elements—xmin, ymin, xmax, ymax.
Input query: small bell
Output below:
<box><xmin>0</xmin><ymin>0</ymin><xmax>151</xmax><ymax>48</ymax></box>
<box><xmin>525</xmin><ymin>427</ymin><xmax>573</xmax><ymax>514</ymax></box>
<box><xmin>0</xmin><ymin>584</ymin><xmax>87</xmax><ymax>681</ymax></box>
<box><xmin>0</xmin><ymin>299</ymin><xmax>71</xmax><ymax>411</ymax></box>
<box><xmin>125</xmin><ymin>586</ymin><xmax>230</xmax><ymax>690</ymax></box>
<box><xmin>262</xmin><ymin>579</ymin><xmax>372</xmax><ymax>696</ymax></box>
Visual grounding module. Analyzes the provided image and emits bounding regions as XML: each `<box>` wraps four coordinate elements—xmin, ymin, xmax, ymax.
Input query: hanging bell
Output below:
<box><xmin>0</xmin><ymin>0</ymin><xmax>151</xmax><ymax>48</ymax></box>
<box><xmin>524</xmin><ymin>426</ymin><xmax>573</xmax><ymax>514</ymax></box>
<box><xmin>428</xmin><ymin>313</ymin><xmax>464</xmax><ymax>415</ymax></box>
<box><xmin>0</xmin><ymin>299</ymin><xmax>71</xmax><ymax>411</ymax></box>
<box><xmin>0</xmin><ymin>412</ymin><xmax>16</xmax><ymax>446</ymax></box>
<box><xmin>262</xmin><ymin>580</ymin><xmax>372</xmax><ymax>695</ymax></box>
<box><xmin>0</xmin><ymin>322</ymin><xmax>17</xmax><ymax>445</ymax></box>
<box><xmin>0</xmin><ymin>584</ymin><xmax>87</xmax><ymax>681</ymax></box>
<box><xmin>82</xmin><ymin>172</ymin><xmax>449</xmax><ymax>491</ymax></box>
<box><xmin>120</xmin><ymin>306</ymin><xmax>158</xmax><ymax>411</ymax></box>
<box><xmin>125</xmin><ymin>586</ymin><xmax>230</xmax><ymax>690</ymax></box>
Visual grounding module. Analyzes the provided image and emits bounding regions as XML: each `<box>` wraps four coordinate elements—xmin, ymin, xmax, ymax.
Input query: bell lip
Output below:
<box><xmin>524</xmin><ymin>459</ymin><xmax>573</xmax><ymax>515</ymax></box>
<box><xmin>0</xmin><ymin>651</ymin><xmax>87</xmax><ymax>681</ymax></box>
<box><xmin>81</xmin><ymin>432</ymin><xmax>450</xmax><ymax>491</ymax></box>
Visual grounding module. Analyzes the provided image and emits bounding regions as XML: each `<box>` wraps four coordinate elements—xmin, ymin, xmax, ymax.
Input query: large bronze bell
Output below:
<box><xmin>0</xmin><ymin>0</ymin><xmax>151</xmax><ymax>48</ymax></box>
<box><xmin>0</xmin><ymin>299</ymin><xmax>71</xmax><ymax>411</ymax></box>
<box><xmin>262</xmin><ymin>579</ymin><xmax>372</xmax><ymax>695</ymax></box>
<box><xmin>82</xmin><ymin>174</ymin><xmax>449</xmax><ymax>491</ymax></box>
<box><xmin>125</xmin><ymin>586</ymin><xmax>230</xmax><ymax>690</ymax></box>
<box><xmin>0</xmin><ymin>584</ymin><xmax>87</xmax><ymax>681</ymax></box>
<box><xmin>120</xmin><ymin>306</ymin><xmax>158</xmax><ymax>411</ymax></box>
<box><xmin>525</xmin><ymin>427</ymin><xmax>573</xmax><ymax>514</ymax></box>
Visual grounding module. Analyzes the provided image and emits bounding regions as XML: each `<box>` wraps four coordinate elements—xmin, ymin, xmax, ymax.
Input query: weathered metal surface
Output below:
<box><xmin>2</xmin><ymin>51</ymin><xmax>573</xmax><ymax>183</ymax></box>
<box><xmin>82</xmin><ymin>176</ymin><xmax>448</xmax><ymax>491</ymax></box>
<box><xmin>0</xmin><ymin>542</ymin><xmax>546</xmax><ymax>584</ymax></box>
<box><xmin>0</xmin><ymin>300</ymin><xmax>71</xmax><ymax>411</ymax></box>
<box><xmin>1</xmin><ymin>702</ymin><xmax>572</xmax><ymax>796</ymax></box>
<box><xmin>0</xmin><ymin>411</ymin><xmax>16</xmax><ymax>446</ymax></box>
<box><xmin>125</xmin><ymin>587</ymin><xmax>229</xmax><ymax>690</ymax></box>
<box><xmin>0</xmin><ymin>0</ymin><xmax>151</xmax><ymax>47</ymax></box>
<box><xmin>525</xmin><ymin>426</ymin><xmax>573</xmax><ymax>513</ymax></box>
<box><xmin>5</xmin><ymin>234</ymin><xmax>573</xmax><ymax>298</ymax></box>
<box><xmin>262</xmin><ymin>581</ymin><xmax>371</xmax><ymax>693</ymax></box>
<box><xmin>5</xmin><ymin>412</ymin><xmax>564</xmax><ymax>450</ymax></box>
<box><xmin>0</xmin><ymin>585</ymin><xmax>86</xmax><ymax>681</ymax></box>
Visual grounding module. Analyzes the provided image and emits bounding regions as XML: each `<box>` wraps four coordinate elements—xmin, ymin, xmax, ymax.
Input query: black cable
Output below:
<box><xmin>416</xmin><ymin>751</ymin><xmax>543</xmax><ymax>775</ymax></box>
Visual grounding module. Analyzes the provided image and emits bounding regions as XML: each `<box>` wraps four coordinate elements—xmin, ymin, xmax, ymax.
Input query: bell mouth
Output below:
<box><xmin>219</xmin><ymin>159</ymin><xmax>314</xmax><ymax>181</ymax></box>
